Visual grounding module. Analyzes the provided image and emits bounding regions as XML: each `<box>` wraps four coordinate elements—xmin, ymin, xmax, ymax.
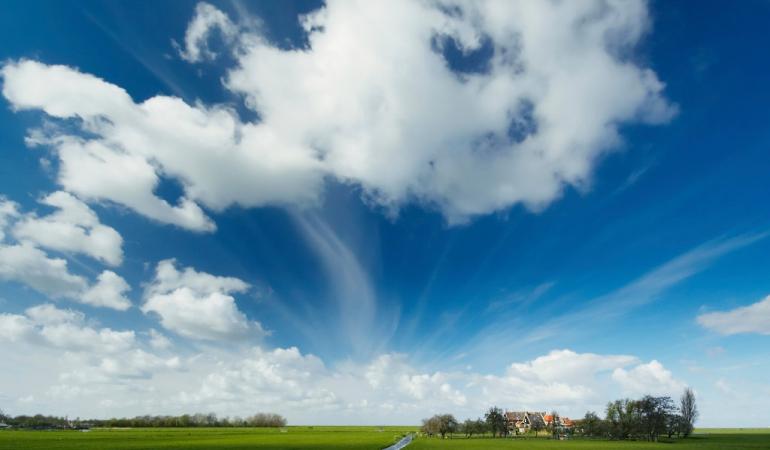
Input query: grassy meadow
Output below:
<box><xmin>1</xmin><ymin>427</ymin><xmax>768</xmax><ymax>449</ymax></box>
<box><xmin>410</xmin><ymin>429</ymin><xmax>770</xmax><ymax>450</ymax></box>
<box><xmin>0</xmin><ymin>426</ymin><xmax>415</xmax><ymax>450</ymax></box>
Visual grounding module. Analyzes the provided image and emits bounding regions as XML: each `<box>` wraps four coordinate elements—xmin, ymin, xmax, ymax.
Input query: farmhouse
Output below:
<box><xmin>504</xmin><ymin>411</ymin><xmax>573</xmax><ymax>434</ymax></box>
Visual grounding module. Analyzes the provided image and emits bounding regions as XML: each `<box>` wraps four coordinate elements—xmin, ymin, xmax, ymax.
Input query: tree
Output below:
<box><xmin>245</xmin><ymin>413</ymin><xmax>287</xmax><ymax>427</ymax></box>
<box><xmin>637</xmin><ymin>396</ymin><xmax>675</xmax><ymax>441</ymax></box>
<box><xmin>667</xmin><ymin>414</ymin><xmax>684</xmax><ymax>438</ymax></box>
<box><xmin>484</xmin><ymin>407</ymin><xmax>506</xmax><ymax>438</ymax></box>
<box><xmin>461</xmin><ymin>418</ymin><xmax>486</xmax><ymax>438</ymax></box>
<box><xmin>580</xmin><ymin>411</ymin><xmax>603</xmax><ymax>438</ymax></box>
<box><xmin>461</xmin><ymin>419</ymin><xmax>474</xmax><ymax>438</ymax></box>
<box><xmin>420</xmin><ymin>414</ymin><xmax>456</xmax><ymax>438</ymax></box>
<box><xmin>531</xmin><ymin>417</ymin><xmax>544</xmax><ymax>437</ymax></box>
<box><xmin>474</xmin><ymin>418</ymin><xmax>488</xmax><ymax>436</ymax></box>
<box><xmin>680</xmin><ymin>388</ymin><xmax>698</xmax><ymax>438</ymax></box>
<box><xmin>605</xmin><ymin>399</ymin><xmax>636</xmax><ymax>440</ymax></box>
<box><xmin>438</xmin><ymin>414</ymin><xmax>458</xmax><ymax>439</ymax></box>
<box><xmin>421</xmin><ymin>416</ymin><xmax>441</xmax><ymax>437</ymax></box>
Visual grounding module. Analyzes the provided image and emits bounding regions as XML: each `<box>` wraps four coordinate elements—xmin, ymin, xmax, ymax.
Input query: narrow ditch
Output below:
<box><xmin>383</xmin><ymin>433</ymin><xmax>414</xmax><ymax>450</ymax></box>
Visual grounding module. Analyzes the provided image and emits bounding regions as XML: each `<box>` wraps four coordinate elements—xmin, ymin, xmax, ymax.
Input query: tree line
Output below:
<box><xmin>421</xmin><ymin>406</ymin><xmax>544</xmax><ymax>439</ymax></box>
<box><xmin>581</xmin><ymin>388</ymin><xmax>698</xmax><ymax>441</ymax></box>
<box><xmin>421</xmin><ymin>388</ymin><xmax>698</xmax><ymax>442</ymax></box>
<box><xmin>0</xmin><ymin>409</ymin><xmax>286</xmax><ymax>429</ymax></box>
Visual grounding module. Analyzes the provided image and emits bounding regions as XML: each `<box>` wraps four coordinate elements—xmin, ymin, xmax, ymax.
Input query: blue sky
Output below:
<box><xmin>1</xmin><ymin>0</ymin><xmax>770</xmax><ymax>426</ymax></box>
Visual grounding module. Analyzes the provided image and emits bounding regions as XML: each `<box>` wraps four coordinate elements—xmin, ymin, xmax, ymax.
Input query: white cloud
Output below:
<box><xmin>612</xmin><ymin>360</ymin><xmax>685</xmax><ymax>396</ymax></box>
<box><xmin>361</xmin><ymin>354</ymin><xmax>467</xmax><ymax>407</ymax></box>
<box><xmin>0</xmin><ymin>338</ymin><xmax>685</xmax><ymax>423</ymax></box>
<box><xmin>0</xmin><ymin>242</ymin><xmax>88</xmax><ymax>298</ymax></box>
<box><xmin>0</xmin><ymin>193</ymin><xmax>132</xmax><ymax>310</ymax></box>
<box><xmin>46</xmin><ymin>136</ymin><xmax>215</xmax><ymax>232</ymax></box>
<box><xmin>0</xmin><ymin>304</ymin><xmax>184</xmax><ymax>415</ymax></box>
<box><xmin>1</xmin><ymin>0</ymin><xmax>674</xmax><ymax>230</ymax></box>
<box><xmin>148</xmin><ymin>328</ymin><xmax>173</xmax><ymax>350</ymax></box>
<box><xmin>38</xmin><ymin>321</ymin><xmax>135</xmax><ymax>354</ymax></box>
<box><xmin>0</xmin><ymin>241</ymin><xmax>131</xmax><ymax>310</ymax></box>
<box><xmin>0</xmin><ymin>197</ymin><xmax>20</xmax><ymax>241</ymax></box>
<box><xmin>506</xmin><ymin>349</ymin><xmax>638</xmax><ymax>383</ymax></box>
<box><xmin>97</xmin><ymin>349</ymin><xmax>181</xmax><ymax>378</ymax></box>
<box><xmin>470</xmin><ymin>349</ymin><xmax>645</xmax><ymax>409</ymax></box>
<box><xmin>12</xmin><ymin>191</ymin><xmax>123</xmax><ymax>266</ymax></box>
<box><xmin>223</xmin><ymin>0</ymin><xmax>675</xmax><ymax>222</ymax></box>
<box><xmin>697</xmin><ymin>295</ymin><xmax>770</xmax><ymax>335</ymax></box>
<box><xmin>25</xmin><ymin>303</ymin><xmax>84</xmax><ymax>325</ymax></box>
<box><xmin>148</xmin><ymin>258</ymin><xmax>249</xmax><ymax>297</ymax></box>
<box><xmin>81</xmin><ymin>271</ymin><xmax>132</xmax><ymax>311</ymax></box>
<box><xmin>177</xmin><ymin>2</ymin><xmax>238</xmax><ymax>62</ymax></box>
<box><xmin>0</xmin><ymin>313</ymin><xmax>34</xmax><ymax>342</ymax></box>
<box><xmin>176</xmin><ymin>347</ymin><xmax>681</xmax><ymax>424</ymax></box>
<box><xmin>0</xmin><ymin>303</ymin><xmax>135</xmax><ymax>353</ymax></box>
<box><xmin>182</xmin><ymin>347</ymin><xmax>334</xmax><ymax>409</ymax></box>
<box><xmin>142</xmin><ymin>260</ymin><xmax>264</xmax><ymax>341</ymax></box>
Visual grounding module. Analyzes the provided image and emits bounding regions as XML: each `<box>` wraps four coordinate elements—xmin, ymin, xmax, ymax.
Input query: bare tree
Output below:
<box><xmin>532</xmin><ymin>419</ymin><xmax>544</xmax><ymax>437</ymax></box>
<box><xmin>421</xmin><ymin>415</ymin><xmax>441</xmax><ymax>437</ymax></box>
<box><xmin>680</xmin><ymin>388</ymin><xmax>698</xmax><ymax>438</ymax></box>
<box><xmin>440</xmin><ymin>414</ymin><xmax>459</xmax><ymax>439</ymax></box>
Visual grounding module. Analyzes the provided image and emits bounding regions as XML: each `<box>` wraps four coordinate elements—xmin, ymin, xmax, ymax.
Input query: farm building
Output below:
<box><xmin>504</xmin><ymin>411</ymin><xmax>573</xmax><ymax>434</ymax></box>
<box><xmin>543</xmin><ymin>414</ymin><xmax>574</xmax><ymax>428</ymax></box>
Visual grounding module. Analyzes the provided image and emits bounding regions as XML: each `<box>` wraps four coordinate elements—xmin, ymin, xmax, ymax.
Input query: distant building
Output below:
<box><xmin>505</xmin><ymin>411</ymin><xmax>573</xmax><ymax>435</ymax></box>
<box><xmin>504</xmin><ymin>411</ymin><xmax>527</xmax><ymax>434</ymax></box>
<box><xmin>505</xmin><ymin>411</ymin><xmax>545</xmax><ymax>434</ymax></box>
<box><xmin>544</xmin><ymin>414</ymin><xmax>574</xmax><ymax>432</ymax></box>
<box><xmin>0</xmin><ymin>423</ymin><xmax>10</xmax><ymax>429</ymax></box>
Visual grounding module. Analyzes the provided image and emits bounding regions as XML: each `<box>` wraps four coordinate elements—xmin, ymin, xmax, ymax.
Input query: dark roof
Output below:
<box><xmin>505</xmin><ymin>411</ymin><xmax>526</xmax><ymax>422</ymax></box>
<box><xmin>526</xmin><ymin>412</ymin><xmax>546</xmax><ymax>427</ymax></box>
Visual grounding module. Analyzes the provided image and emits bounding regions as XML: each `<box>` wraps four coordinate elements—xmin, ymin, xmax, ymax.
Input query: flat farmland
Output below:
<box><xmin>0</xmin><ymin>426</ymin><xmax>415</xmax><ymax>450</ymax></box>
<box><xmin>1</xmin><ymin>427</ymin><xmax>768</xmax><ymax>450</ymax></box>
<box><xmin>410</xmin><ymin>429</ymin><xmax>770</xmax><ymax>450</ymax></box>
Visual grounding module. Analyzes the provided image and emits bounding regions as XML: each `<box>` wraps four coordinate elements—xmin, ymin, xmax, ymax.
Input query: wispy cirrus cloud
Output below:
<box><xmin>697</xmin><ymin>294</ymin><xmax>770</xmax><ymax>335</ymax></box>
<box><xmin>442</xmin><ymin>232</ymin><xmax>767</xmax><ymax>369</ymax></box>
<box><xmin>522</xmin><ymin>232</ymin><xmax>767</xmax><ymax>343</ymax></box>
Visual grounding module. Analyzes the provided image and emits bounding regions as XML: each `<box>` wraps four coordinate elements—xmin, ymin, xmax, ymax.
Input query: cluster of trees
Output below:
<box><xmin>420</xmin><ymin>414</ymin><xmax>459</xmax><ymax>438</ymax></box>
<box><xmin>0</xmin><ymin>411</ymin><xmax>72</xmax><ymax>430</ymax></box>
<box><xmin>578</xmin><ymin>388</ymin><xmax>698</xmax><ymax>441</ymax></box>
<box><xmin>420</xmin><ymin>388</ymin><xmax>698</xmax><ymax>442</ymax></box>
<box><xmin>421</xmin><ymin>407</ymin><xmax>510</xmax><ymax>439</ymax></box>
<box><xmin>0</xmin><ymin>409</ymin><xmax>286</xmax><ymax>429</ymax></box>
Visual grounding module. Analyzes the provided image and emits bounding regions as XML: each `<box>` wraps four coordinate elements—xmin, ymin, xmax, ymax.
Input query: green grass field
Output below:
<box><xmin>410</xmin><ymin>429</ymin><xmax>770</xmax><ymax>450</ymax></box>
<box><xmin>0</xmin><ymin>427</ymin><xmax>768</xmax><ymax>450</ymax></box>
<box><xmin>0</xmin><ymin>426</ymin><xmax>415</xmax><ymax>450</ymax></box>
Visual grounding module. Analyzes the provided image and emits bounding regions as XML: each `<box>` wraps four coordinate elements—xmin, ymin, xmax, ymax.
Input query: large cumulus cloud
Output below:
<box><xmin>1</xmin><ymin>0</ymin><xmax>674</xmax><ymax>230</ymax></box>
